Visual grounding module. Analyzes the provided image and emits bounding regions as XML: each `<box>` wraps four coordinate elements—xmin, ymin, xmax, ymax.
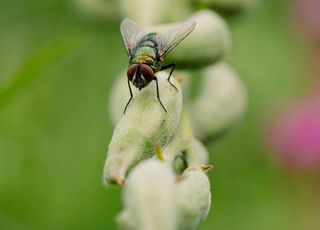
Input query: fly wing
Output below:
<box><xmin>120</xmin><ymin>19</ymin><xmax>147</xmax><ymax>58</ymax></box>
<box><xmin>156</xmin><ymin>20</ymin><xmax>196</xmax><ymax>60</ymax></box>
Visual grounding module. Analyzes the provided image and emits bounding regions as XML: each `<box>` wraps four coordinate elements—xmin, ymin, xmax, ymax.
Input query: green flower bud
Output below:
<box><xmin>109</xmin><ymin>71</ymin><xmax>187</xmax><ymax>126</ymax></box>
<box><xmin>162</xmin><ymin>10</ymin><xmax>231</xmax><ymax>68</ymax></box>
<box><xmin>195</xmin><ymin>0</ymin><xmax>260</xmax><ymax>13</ymax></box>
<box><xmin>108</xmin><ymin>70</ymin><xmax>139</xmax><ymax>125</ymax></box>
<box><xmin>172</xmin><ymin>70</ymin><xmax>193</xmax><ymax>100</ymax></box>
<box><xmin>104</xmin><ymin>73</ymin><xmax>182</xmax><ymax>185</ymax></box>
<box><xmin>118</xmin><ymin>0</ymin><xmax>194</xmax><ymax>25</ymax></box>
<box><xmin>117</xmin><ymin>210</ymin><xmax>135</xmax><ymax>230</ymax></box>
<box><xmin>118</xmin><ymin>160</ymin><xmax>176</xmax><ymax>230</ymax></box>
<box><xmin>162</xmin><ymin>138</ymin><xmax>190</xmax><ymax>174</ymax></box>
<box><xmin>167</xmin><ymin>0</ymin><xmax>193</xmax><ymax>22</ymax></box>
<box><xmin>118</xmin><ymin>0</ymin><xmax>173</xmax><ymax>26</ymax></box>
<box><xmin>162</xmin><ymin>137</ymin><xmax>209</xmax><ymax>174</ymax></box>
<box><xmin>189</xmin><ymin>62</ymin><xmax>247</xmax><ymax>141</ymax></box>
<box><xmin>190</xmin><ymin>138</ymin><xmax>209</xmax><ymax>165</ymax></box>
<box><xmin>176</xmin><ymin>167</ymin><xmax>211</xmax><ymax>230</ymax></box>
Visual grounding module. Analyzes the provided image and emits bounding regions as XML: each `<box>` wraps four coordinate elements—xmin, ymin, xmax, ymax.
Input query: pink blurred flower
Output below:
<box><xmin>265</xmin><ymin>90</ymin><xmax>320</xmax><ymax>171</ymax></box>
<box><xmin>294</xmin><ymin>0</ymin><xmax>320</xmax><ymax>38</ymax></box>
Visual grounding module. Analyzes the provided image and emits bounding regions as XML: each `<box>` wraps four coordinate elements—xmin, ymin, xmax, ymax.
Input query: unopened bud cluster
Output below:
<box><xmin>103</xmin><ymin>0</ymin><xmax>250</xmax><ymax>229</ymax></box>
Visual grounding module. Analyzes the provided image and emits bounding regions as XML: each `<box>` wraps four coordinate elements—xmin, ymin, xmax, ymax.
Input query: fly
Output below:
<box><xmin>120</xmin><ymin>18</ymin><xmax>196</xmax><ymax>113</ymax></box>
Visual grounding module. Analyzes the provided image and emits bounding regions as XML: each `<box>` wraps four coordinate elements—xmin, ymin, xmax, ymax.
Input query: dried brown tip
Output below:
<box><xmin>201</xmin><ymin>164</ymin><xmax>213</xmax><ymax>173</ymax></box>
<box><xmin>176</xmin><ymin>175</ymin><xmax>185</xmax><ymax>182</ymax></box>
<box><xmin>185</xmin><ymin>164</ymin><xmax>214</xmax><ymax>173</ymax></box>
<box><xmin>110</xmin><ymin>170</ymin><xmax>126</xmax><ymax>186</ymax></box>
<box><xmin>116</xmin><ymin>177</ymin><xmax>126</xmax><ymax>186</ymax></box>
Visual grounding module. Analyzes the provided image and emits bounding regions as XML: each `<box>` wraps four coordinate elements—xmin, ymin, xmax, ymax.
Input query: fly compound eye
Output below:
<box><xmin>140</xmin><ymin>64</ymin><xmax>154</xmax><ymax>82</ymax></box>
<box><xmin>127</xmin><ymin>64</ymin><xmax>137</xmax><ymax>81</ymax></box>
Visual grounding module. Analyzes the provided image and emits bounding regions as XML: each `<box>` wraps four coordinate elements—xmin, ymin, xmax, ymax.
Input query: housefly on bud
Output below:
<box><xmin>120</xmin><ymin>18</ymin><xmax>196</xmax><ymax>113</ymax></box>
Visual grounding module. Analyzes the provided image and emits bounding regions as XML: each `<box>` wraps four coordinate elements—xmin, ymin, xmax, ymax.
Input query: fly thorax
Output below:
<box><xmin>139</xmin><ymin>40</ymin><xmax>156</xmax><ymax>48</ymax></box>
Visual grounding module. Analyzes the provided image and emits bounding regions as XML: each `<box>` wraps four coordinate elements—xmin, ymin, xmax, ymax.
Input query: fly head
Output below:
<box><xmin>127</xmin><ymin>64</ymin><xmax>154</xmax><ymax>90</ymax></box>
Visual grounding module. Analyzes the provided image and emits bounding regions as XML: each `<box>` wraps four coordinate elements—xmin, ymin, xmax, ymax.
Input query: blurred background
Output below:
<box><xmin>1</xmin><ymin>0</ymin><xmax>320</xmax><ymax>229</ymax></box>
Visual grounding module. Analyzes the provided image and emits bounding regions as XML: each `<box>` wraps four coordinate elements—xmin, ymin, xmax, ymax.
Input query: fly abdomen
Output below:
<box><xmin>131</xmin><ymin>46</ymin><xmax>158</xmax><ymax>68</ymax></box>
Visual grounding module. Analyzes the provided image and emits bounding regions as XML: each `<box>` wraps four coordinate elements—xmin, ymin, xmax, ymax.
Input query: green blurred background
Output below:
<box><xmin>0</xmin><ymin>0</ymin><xmax>319</xmax><ymax>229</ymax></box>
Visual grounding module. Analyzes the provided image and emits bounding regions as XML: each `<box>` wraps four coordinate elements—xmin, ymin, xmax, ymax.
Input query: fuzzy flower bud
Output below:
<box><xmin>162</xmin><ymin>10</ymin><xmax>231</xmax><ymax>68</ymax></box>
<box><xmin>119</xmin><ymin>0</ymin><xmax>172</xmax><ymax>26</ymax></box>
<box><xmin>176</xmin><ymin>166</ymin><xmax>212</xmax><ymax>230</ymax></box>
<box><xmin>109</xmin><ymin>71</ymin><xmax>139</xmax><ymax>125</ymax></box>
<box><xmin>104</xmin><ymin>73</ymin><xmax>182</xmax><ymax>185</ymax></box>
<box><xmin>118</xmin><ymin>160</ymin><xmax>176</xmax><ymax>230</ymax></box>
<box><xmin>189</xmin><ymin>62</ymin><xmax>247</xmax><ymax>141</ymax></box>
<box><xmin>119</xmin><ymin>0</ymin><xmax>193</xmax><ymax>25</ymax></box>
<box><xmin>162</xmin><ymin>137</ymin><xmax>209</xmax><ymax>174</ymax></box>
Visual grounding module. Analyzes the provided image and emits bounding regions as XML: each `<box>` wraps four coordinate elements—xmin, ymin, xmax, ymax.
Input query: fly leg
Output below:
<box><xmin>124</xmin><ymin>79</ymin><xmax>133</xmax><ymax>114</ymax></box>
<box><xmin>161</xmin><ymin>63</ymin><xmax>178</xmax><ymax>92</ymax></box>
<box><xmin>154</xmin><ymin>76</ymin><xmax>167</xmax><ymax>112</ymax></box>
